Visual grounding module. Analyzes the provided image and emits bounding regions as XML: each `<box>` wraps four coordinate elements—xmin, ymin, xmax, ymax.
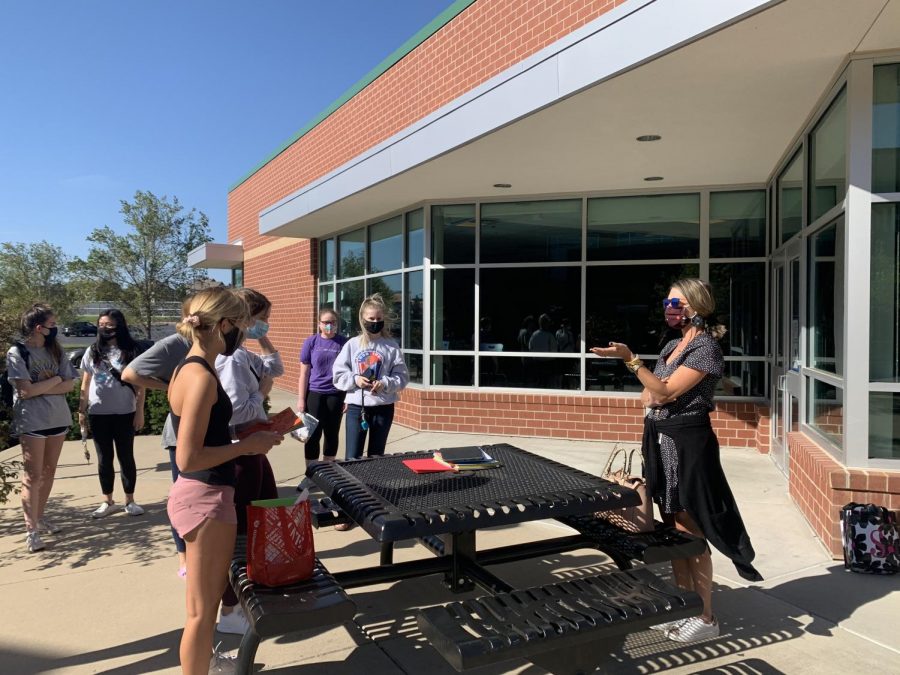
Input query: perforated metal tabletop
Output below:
<box><xmin>308</xmin><ymin>443</ymin><xmax>639</xmax><ymax>542</ymax></box>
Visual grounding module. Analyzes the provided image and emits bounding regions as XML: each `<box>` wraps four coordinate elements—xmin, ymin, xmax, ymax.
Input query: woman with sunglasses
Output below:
<box><xmin>591</xmin><ymin>278</ymin><xmax>760</xmax><ymax>643</ymax></box>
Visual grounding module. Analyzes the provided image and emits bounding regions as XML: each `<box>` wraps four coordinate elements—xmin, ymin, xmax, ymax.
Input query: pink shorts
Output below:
<box><xmin>167</xmin><ymin>476</ymin><xmax>237</xmax><ymax>538</ymax></box>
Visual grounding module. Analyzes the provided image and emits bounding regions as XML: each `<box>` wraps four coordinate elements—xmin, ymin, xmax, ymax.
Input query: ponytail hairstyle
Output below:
<box><xmin>176</xmin><ymin>287</ymin><xmax>249</xmax><ymax>346</ymax></box>
<box><xmin>20</xmin><ymin>303</ymin><xmax>62</xmax><ymax>363</ymax></box>
<box><xmin>90</xmin><ymin>308</ymin><xmax>138</xmax><ymax>368</ymax></box>
<box><xmin>672</xmin><ymin>278</ymin><xmax>728</xmax><ymax>341</ymax></box>
<box><xmin>357</xmin><ymin>293</ymin><xmax>393</xmax><ymax>348</ymax></box>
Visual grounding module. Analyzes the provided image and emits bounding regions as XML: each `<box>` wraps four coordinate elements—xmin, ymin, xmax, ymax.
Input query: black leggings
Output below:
<box><xmin>304</xmin><ymin>391</ymin><xmax>345</xmax><ymax>460</ymax></box>
<box><xmin>89</xmin><ymin>413</ymin><xmax>137</xmax><ymax>495</ymax></box>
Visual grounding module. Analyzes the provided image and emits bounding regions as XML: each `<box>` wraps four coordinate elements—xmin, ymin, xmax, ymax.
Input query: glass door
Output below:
<box><xmin>771</xmin><ymin>240</ymin><xmax>802</xmax><ymax>475</ymax></box>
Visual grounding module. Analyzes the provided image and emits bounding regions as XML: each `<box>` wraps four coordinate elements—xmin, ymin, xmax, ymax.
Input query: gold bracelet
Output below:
<box><xmin>625</xmin><ymin>357</ymin><xmax>644</xmax><ymax>373</ymax></box>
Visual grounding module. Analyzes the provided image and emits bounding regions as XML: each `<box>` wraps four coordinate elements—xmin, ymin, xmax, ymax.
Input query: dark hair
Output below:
<box><xmin>233</xmin><ymin>288</ymin><xmax>271</xmax><ymax>318</ymax></box>
<box><xmin>90</xmin><ymin>309</ymin><xmax>139</xmax><ymax>367</ymax></box>
<box><xmin>20</xmin><ymin>303</ymin><xmax>62</xmax><ymax>363</ymax></box>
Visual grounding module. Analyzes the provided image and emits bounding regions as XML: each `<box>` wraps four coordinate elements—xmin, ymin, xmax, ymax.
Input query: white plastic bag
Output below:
<box><xmin>290</xmin><ymin>411</ymin><xmax>319</xmax><ymax>443</ymax></box>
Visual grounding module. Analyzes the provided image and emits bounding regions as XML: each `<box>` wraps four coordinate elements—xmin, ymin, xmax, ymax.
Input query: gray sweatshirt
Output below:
<box><xmin>332</xmin><ymin>335</ymin><xmax>409</xmax><ymax>407</ymax></box>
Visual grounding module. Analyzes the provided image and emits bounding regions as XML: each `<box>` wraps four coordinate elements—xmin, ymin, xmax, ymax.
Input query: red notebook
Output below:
<box><xmin>402</xmin><ymin>458</ymin><xmax>457</xmax><ymax>474</ymax></box>
<box><xmin>236</xmin><ymin>408</ymin><xmax>304</xmax><ymax>439</ymax></box>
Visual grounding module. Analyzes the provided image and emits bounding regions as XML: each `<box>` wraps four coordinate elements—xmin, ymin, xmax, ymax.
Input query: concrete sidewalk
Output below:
<box><xmin>1</xmin><ymin>389</ymin><xmax>897</xmax><ymax>674</ymax></box>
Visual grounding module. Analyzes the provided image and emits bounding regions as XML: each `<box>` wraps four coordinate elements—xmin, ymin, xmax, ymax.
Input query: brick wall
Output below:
<box><xmin>788</xmin><ymin>433</ymin><xmax>900</xmax><ymax>558</ymax></box>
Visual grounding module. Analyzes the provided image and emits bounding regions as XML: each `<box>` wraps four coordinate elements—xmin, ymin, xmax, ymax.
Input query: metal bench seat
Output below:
<box><xmin>416</xmin><ymin>566</ymin><xmax>701</xmax><ymax>672</ymax></box>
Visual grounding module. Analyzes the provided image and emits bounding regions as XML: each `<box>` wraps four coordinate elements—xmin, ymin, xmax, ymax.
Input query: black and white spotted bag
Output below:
<box><xmin>840</xmin><ymin>503</ymin><xmax>899</xmax><ymax>575</ymax></box>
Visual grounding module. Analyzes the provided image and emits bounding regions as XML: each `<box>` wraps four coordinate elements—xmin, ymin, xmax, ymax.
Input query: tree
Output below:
<box><xmin>74</xmin><ymin>191</ymin><xmax>213</xmax><ymax>337</ymax></box>
<box><xmin>0</xmin><ymin>241</ymin><xmax>78</xmax><ymax>321</ymax></box>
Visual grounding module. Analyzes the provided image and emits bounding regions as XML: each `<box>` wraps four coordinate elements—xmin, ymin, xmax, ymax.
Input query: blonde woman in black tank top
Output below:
<box><xmin>167</xmin><ymin>288</ymin><xmax>283</xmax><ymax>675</ymax></box>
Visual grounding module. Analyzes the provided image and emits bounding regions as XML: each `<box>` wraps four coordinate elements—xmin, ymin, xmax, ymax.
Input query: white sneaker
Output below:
<box><xmin>666</xmin><ymin>615</ymin><xmax>720</xmax><ymax>642</ymax></box>
<box><xmin>26</xmin><ymin>530</ymin><xmax>45</xmax><ymax>553</ymax></box>
<box><xmin>92</xmin><ymin>502</ymin><xmax>120</xmax><ymax>518</ymax></box>
<box><xmin>209</xmin><ymin>643</ymin><xmax>238</xmax><ymax>673</ymax></box>
<box><xmin>124</xmin><ymin>502</ymin><xmax>145</xmax><ymax>516</ymax></box>
<box><xmin>650</xmin><ymin>618</ymin><xmax>686</xmax><ymax>631</ymax></box>
<box><xmin>38</xmin><ymin>518</ymin><xmax>62</xmax><ymax>534</ymax></box>
<box><xmin>217</xmin><ymin>606</ymin><xmax>250</xmax><ymax>635</ymax></box>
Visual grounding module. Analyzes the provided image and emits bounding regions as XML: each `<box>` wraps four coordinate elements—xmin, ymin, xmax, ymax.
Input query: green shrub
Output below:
<box><xmin>143</xmin><ymin>389</ymin><xmax>170</xmax><ymax>435</ymax></box>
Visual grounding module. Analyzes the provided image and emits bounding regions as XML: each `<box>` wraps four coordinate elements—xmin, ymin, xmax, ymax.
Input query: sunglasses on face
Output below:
<box><xmin>662</xmin><ymin>298</ymin><xmax>687</xmax><ymax>309</ymax></box>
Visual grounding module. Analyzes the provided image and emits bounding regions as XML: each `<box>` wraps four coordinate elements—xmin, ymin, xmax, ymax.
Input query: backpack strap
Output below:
<box><xmin>13</xmin><ymin>342</ymin><xmax>30</xmax><ymax>372</ymax></box>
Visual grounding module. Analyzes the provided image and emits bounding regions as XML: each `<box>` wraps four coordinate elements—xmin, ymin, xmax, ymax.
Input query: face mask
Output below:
<box><xmin>100</xmin><ymin>329</ymin><xmax>116</xmax><ymax>341</ymax></box>
<box><xmin>322</xmin><ymin>322</ymin><xmax>335</xmax><ymax>333</ymax></box>
<box><xmin>222</xmin><ymin>325</ymin><xmax>243</xmax><ymax>356</ymax></box>
<box><xmin>363</xmin><ymin>320</ymin><xmax>384</xmax><ymax>335</ymax></box>
<box><xmin>43</xmin><ymin>326</ymin><xmax>58</xmax><ymax>340</ymax></box>
<box><xmin>664</xmin><ymin>309</ymin><xmax>687</xmax><ymax>329</ymax></box>
<box><xmin>246</xmin><ymin>320</ymin><xmax>269</xmax><ymax>339</ymax></box>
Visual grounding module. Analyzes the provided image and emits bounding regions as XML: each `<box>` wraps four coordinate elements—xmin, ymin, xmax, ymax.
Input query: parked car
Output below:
<box><xmin>62</xmin><ymin>321</ymin><xmax>97</xmax><ymax>337</ymax></box>
<box><xmin>66</xmin><ymin>339</ymin><xmax>153</xmax><ymax>372</ymax></box>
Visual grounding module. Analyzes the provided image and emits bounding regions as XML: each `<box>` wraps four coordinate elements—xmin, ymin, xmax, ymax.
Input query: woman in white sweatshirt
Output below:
<box><xmin>333</xmin><ymin>293</ymin><xmax>409</xmax><ymax>460</ymax></box>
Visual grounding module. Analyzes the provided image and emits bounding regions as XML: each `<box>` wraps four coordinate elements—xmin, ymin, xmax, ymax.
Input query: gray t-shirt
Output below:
<box><xmin>126</xmin><ymin>333</ymin><xmax>190</xmax><ymax>447</ymax></box>
<box><xmin>80</xmin><ymin>346</ymin><xmax>136</xmax><ymax>415</ymax></box>
<box><xmin>6</xmin><ymin>344</ymin><xmax>78</xmax><ymax>435</ymax></box>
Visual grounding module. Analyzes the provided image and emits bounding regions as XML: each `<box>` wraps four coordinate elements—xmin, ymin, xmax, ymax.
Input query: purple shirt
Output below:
<box><xmin>300</xmin><ymin>333</ymin><xmax>348</xmax><ymax>394</ymax></box>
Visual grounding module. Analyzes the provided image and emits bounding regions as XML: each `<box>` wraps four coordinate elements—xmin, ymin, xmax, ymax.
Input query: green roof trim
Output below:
<box><xmin>229</xmin><ymin>0</ymin><xmax>479</xmax><ymax>193</ymax></box>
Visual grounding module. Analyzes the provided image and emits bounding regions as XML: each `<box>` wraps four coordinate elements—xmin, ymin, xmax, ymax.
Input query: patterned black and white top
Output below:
<box><xmin>646</xmin><ymin>332</ymin><xmax>724</xmax><ymax>513</ymax></box>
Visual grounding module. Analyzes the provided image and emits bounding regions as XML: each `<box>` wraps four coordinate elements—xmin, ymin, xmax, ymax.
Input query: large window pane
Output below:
<box><xmin>337</xmin><ymin>280</ymin><xmax>364</xmax><ymax>335</ymax></box>
<box><xmin>319</xmin><ymin>238</ymin><xmax>335</xmax><ymax>281</ymax></box>
<box><xmin>871</xmin><ymin>204</ymin><xmax>900</xmax><ymax>382</ymax></box>
<box><xmin>319</xmin><ymin>284</ymin><xmax>335</xmax><ymax>312</ymax></box>
<box><xmin>369</xmin><ymin>273</ymin><xmax>402</xmax><ymax>345</ymax></box>
<box><xmin>808</xmin><ymin>219</ymin><xmax>844</xmax><ymax>374</ymax></box>
<box><xmin>709</xmin><ymin>191</ymin><xmax>766</xmax><ymax>257</ymax></box>
<box><xmin>479</xmin><ymin>268</ymin><xmax>581</xmax><ymax>352</ymax></box>
<box><xmin>431</xmin><ymin>355</ymin><xmax>474</xmax><ymax>386</ymax></box>
<box><xmin>870</xmin><ymin>392</ymin><xmax>900</xmax><ymax>459</ymax></box>
<box><xmin>778</xmin><ymin>150</ymin><xmax>803</xmax><ymax>245</ymax></box>
<box><xmin>587</xmin><ymin>358</ymin><xmax>654</xmax><ymax>393</ymax></box>
<box><xmin>406</xmin><ymin>353</ymin><xmax>423</xmax><ymax>385</ymax></box>
<box><xmin>432</xmin><ymin>204</ymin><xmax>475</xmax><ymax>264</ymax></box>
<box><xmin>585</xmin><ymin>264</ymin><xmax>699</xmax><ymax>355</ymax></box>
<box><xmin>404</xmin><ymin>271</ymin><xmax>423</xmax><ymax>350</ymax></box>
<box><xmin>406</xmin><ymin>209</ymin><xmax>424</xmax><ymax>267</ymax></box>
<box><xmin>369</xmin><ymin>216</ymin><xmax>402</xmax><ymax>273</ymax></box>
<box><xmin>432</xmin><ymin>269</ymin><xmax>474</xmax><ymax>350</ymax></box>
<box><xmin>338</xmin><ymin>229</ymin><xmax>365</xmax><ymax>279</ymax></box>
<box><xmin>587</xmin><ymin>194</ymin><xmax>699</xmax><ymax>260</ymax></box>
<box><xmin>481</xmin><ymin>200</ymin><xmax>582</xmax><ymax>263</ymax></box>
<box><xmin>873</xmin><ymin>63</ymin><xmax>900</xmax><ymax>193</ymax></box>
<box><xmin>810</xmin><ymin>89</ymin><xmax>846</xmax><ymax>222</ymax></box>
<box><xmin>808</xmin><ymin>379</ymin><xmax>843</xmax><ymax>448</ymax></box>
<box><xmin>710</xmin><ymin>263</ymin><xmax>766</xmax><ymax>357</ymax></box>
<box><xmin>480</xmin><ymin>355</ymin><xmax>580</xmax><ymax>389</ymax></box>
<box><xmin>714</xmin><ymin>361</ymin><xmax>765</xmax><ymax>398</ymax></box>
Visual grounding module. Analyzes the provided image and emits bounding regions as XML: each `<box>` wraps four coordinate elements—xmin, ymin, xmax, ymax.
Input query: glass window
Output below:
<box><xmin>337</xmin><ymin>280</ymin><xmax>364</xmax><ymax>336</ymax></box>
<box><xmin>809</xmin><ymin>89</ymin><xmax>846</xmax><ymax>222</ymax></box>
<box><xmin>319</xmin><ymin>238</ymin><xmax>335</xmax><ymax>281</ymax></box>
<box><xmin>808</xmin><ymin>379</ymin><xmax>843</xmax><ymax>448</ymax></box>
<box><xmin>432</xmin><ymin>204</ymin><xmax>475</xmax><ymax>264</ymax></box>
<box><xmin>714</xmin><ymin>361</ymin><xmax>765</xmax><ymax>398</ymax></box>
<box><xmin>778</xmin><ymin>150</ymin><xmax>803</xmax><ymax>245</ymax></box>
<box><xmin>479</xmin><ymin>268</ymin><xmax>581</xmax><ymax>353</ymax></box>
<box><xmin>873</xmin><ymin>63</ymin><xmax>900</xmax><ymax>193</ymax></box>
<box><xmin>231</xmin><ymin>266</ymin><xmax>244</xmax><ymax>288</ymax></box>
<box><xmin>710</xmin><ymin>263</ymin><xmax>766</xmax><ymax>357</ymax></box>
<box><xmin>404</xmin><ymin>271</ymin><xmax>423</xmax><ymax>350</ymax></box>
<box><xmin>369</xmin><ymin>216</ymin><xmax>402</xmax><ymax>274</ymax></box>
<box><xmin>406</xmin><ymin>209</ymin><xmax>424</xmax><ymax>267</ymax></box>
<box><xmin>368</xmin><ymin>273</ymin><xmax>402</xmax><ymax>345</ymax></box>
<box><xmin>431</xmin><ymin>269</ymin><xmax>474</xmax><ymax>350</ymax></box>
<box><xmin>338</xmin><ymin>229</ymin><xmax>365</xmax><ymax>279</ymax></box>
<box><xmin>431</xmin><ymin>355</ymin><xmax>474</xmax><ymax>386</ymax></box>
<box><xmin>480</xmin><ymin>355</ymin><xmax>580</xmax><ymax>389</ymax></box>
<box><xmin>585</xmin><ymin>264</ymin><xmax>699</xmax><ymax>355</ymax></box>
<box><xmin>709</xmin><ymin>191</ymin><xmax>766</xmax><ymax>257</ymax></box>
<box><xmin>406</xmin><ymin>353</ymin><xmax>423</xmax><ymax>385</ymax></box>
<box><xmin>481</xmin><ymin>200</ymin><xmax>582</xmax><ymax>263</ymax></box>
<box><xmin>319</xmin><ymin>284</ymin><xmax>335</xmax><ymax>312</ymax></box>
<box><xmin>870</xmin><ymin>392</ymin><xmax>900</xmax><ymax>459</ymax></box>
<box><xmin>808</xmin><ymin>219</ymin><xmax>844</xmax><ymax>374</ymax></box>
<box><xmin>871</xmin><ymin>204</ymin><xmax>900</xmax><ymax>382</ymax></box>
<box><xmin>587</xmin><ymin>194</ymin><xmax>700</xmax><ymax>261</ymax></box>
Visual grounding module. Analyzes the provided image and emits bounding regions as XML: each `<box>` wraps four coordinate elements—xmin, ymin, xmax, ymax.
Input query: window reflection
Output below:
<box><xmin>369</xmin><ymin>216</ymin><xmax>402</xmax><ymax>273</ymax></box>
<box><xmin>481</xmin><ymin>200</ymin><xmax>581</xmax><ymax>263</ymax></box>
<box><xmin>319</xmin><ymin>238</ymin><xmax>335</xmax><ymax>281</ymax></box>
<box><xmin>432</xmin><ymin>269</ymin><xmax>474</xmax><ymax>350</ymax></box>
<box><xmin>588</xmin><ymin>194</ymin><xmax>699</xmax><ymax>260</ymax></box>
<box><xmin>404</xmin><ymin>271</ymin><xmax>423</xmax><ymax>350</ymax></box>
<box><xmin>710</xmin><ymin>262</ymin><xmax>766</xmax><ymax>357</ymax></box>
<box><xmin>873</xmin><ymin>63</ymin><xmax>900</xmax><ymax>193</ymax></box>
<box><xmin>369</xmin><ymin>273</ymin><xmax>402</xmax><ymax>345</ymax></box>
<box><xmin>406</xmin><ymin>209</ymin><xmax>424</xmax><ymax>268</ymax></box>
<box><xmin>337</xmin><ymin>280</ymin><xmax>364</xmax><ymax>336</ymax></box>
<box><xmin>431</xmin><ymin>355</ymin><xmax>474</xmax><ymax>386</ymax></box>
<box><xmin>778</xmin><ymin>151</ymin><xmax>803</xmax><ymax>245</ymax></box>
<box><xmin>808</xmin><ymin>219</ymin><xmax>843</xmax><ymax>374</ymax></box>
<box><xmin>809</xmin><ymin>379</ymin><xmax>843</xmax><ymax>448</ymax></box>
<box><xmin>870</xmin><ymin>204</ymin><xmax>900</xmax><ymax>382</ymax></box>
<box><xmin>432</xmin><ymin>204</ymin><xmax>475</xmax><ymax>264</ymax></box>
<box><xmin>710</xmin><ymin>191</ymin><xmax>766</xmax><ymax>257</ymax></box>
<box><xmin>338</xmin><ymin>229</ymin><xmax>365</xmax><ymax>279</ymax></box>
<box><xmin>870</xmin><ymin>392</ymin><xmax>900</xmax><ymax>459</ymax></box>
<box><xmin>810</xmin><ymin>89</ymin><xmax>846</xmax><ymax>222</ymax></box>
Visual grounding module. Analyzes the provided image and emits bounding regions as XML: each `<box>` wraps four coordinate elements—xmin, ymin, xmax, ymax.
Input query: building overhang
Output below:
<box><xmin>259</xmin><ymin>0</ymin><xmax>900</xmax><ymax>240</ymax></box>
<box><xmin>188</xmin><ymin>242</ymin><xmax>244</xmax><ymax>269</ymax></box>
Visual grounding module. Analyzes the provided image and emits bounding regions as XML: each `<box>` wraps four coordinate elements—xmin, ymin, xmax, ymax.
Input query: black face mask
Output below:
<box><xmin>363</xmin><ymin>320</ymin><xmax>384</xmax><ymax>335</ymax></box>
<box><xmin>44</xmin><ymin>326</ymin><xmax>58</xmax><ymax>340</ymax></box>
<box><xmin>100</xmin><ymin>329</ymin><xmax>116</xmax><ymax>341</ymax></box>
<box><xmin>222</xmin><ymin>325</ymin><xmax>243</xmax><ymax>356</ymax></box>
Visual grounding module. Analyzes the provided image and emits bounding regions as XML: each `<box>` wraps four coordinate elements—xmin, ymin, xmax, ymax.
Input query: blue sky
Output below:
<box><xmin>0</xmin><ymin>0</ymin><xmax>453</xmax><ymax>281</ymax></box>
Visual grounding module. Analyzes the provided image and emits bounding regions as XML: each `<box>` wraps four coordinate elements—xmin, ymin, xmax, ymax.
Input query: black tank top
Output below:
<box><xmin>171</xmin><ymin>355</ymin><xmax>235</xmax><ymax>486</ymax></box>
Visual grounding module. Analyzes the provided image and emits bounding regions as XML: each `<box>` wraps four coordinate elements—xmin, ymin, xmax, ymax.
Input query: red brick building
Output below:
<box><xmin>190</xmin><ymin>0</ymin><xmax>900</xmax><ymax>556</ymax></box>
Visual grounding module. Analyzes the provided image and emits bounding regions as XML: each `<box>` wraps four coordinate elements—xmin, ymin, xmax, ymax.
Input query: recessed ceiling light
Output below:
<box><xmin>636</xmin><ymin>134</ymin><xmax>662</xmax><ymax>142</ymax></box>
<box><xmin>493</xmin><ymin>183</ymin><xmax>512</xmax><ymax>188</ymax></box>
<box><xmin>643</xmin><ymin>176</ymin><xmax>664</xmax><ymax>181</ymax></box>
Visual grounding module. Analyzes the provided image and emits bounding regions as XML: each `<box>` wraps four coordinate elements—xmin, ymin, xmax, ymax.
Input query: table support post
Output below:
<box><xmin>380</xmin><ymin>541</ymin><xmax>394</xmax><ymax>566</ymax></box>
<box><xmin>443</xmin><ymin>530</ymin><xmax>476</xmax><ymax>593</ymax></box>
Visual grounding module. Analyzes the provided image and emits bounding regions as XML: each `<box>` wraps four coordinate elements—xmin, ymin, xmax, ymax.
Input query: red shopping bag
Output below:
<box><xmin>246</xmin><ymin>496</ymin><xmax>315</xmax><ymax>587</ymax></box>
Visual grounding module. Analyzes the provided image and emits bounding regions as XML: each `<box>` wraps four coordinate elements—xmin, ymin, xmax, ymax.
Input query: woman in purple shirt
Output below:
<box><xmin>297</xmin><ymin>308</ymin><xmax>347</xmax><ymax>473</ymax></box>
